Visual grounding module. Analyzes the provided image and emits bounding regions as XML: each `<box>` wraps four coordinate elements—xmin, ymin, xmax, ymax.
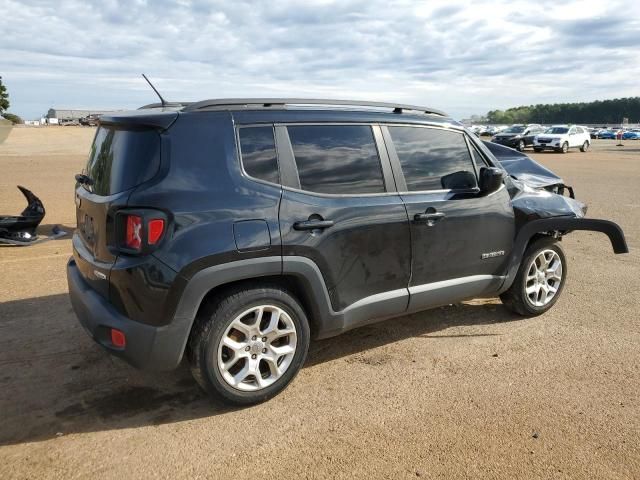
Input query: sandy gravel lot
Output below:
<box><xmin>0</xmin><ymin>127</ymin><xmax>638</xmax><ymax>479</ymax></box>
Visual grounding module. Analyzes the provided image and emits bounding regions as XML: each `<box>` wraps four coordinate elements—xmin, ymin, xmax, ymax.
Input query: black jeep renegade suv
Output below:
<box><xmin>67</xmin><ymin>98</ymin><xmax>627</xmax><ymax>405</ymax></box>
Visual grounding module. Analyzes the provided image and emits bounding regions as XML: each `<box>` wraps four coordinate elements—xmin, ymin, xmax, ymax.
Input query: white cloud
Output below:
<box><xmin>2</xmin><ymin>0</ymin><xmax>639</xmax><ymax>119</ymax></box>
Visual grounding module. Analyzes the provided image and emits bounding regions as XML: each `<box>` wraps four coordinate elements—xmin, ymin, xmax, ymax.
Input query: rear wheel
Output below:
<box><xmin>188</xmin><ymin>284</ymin><xmax>310</xmax><ymax>405</ymax></box>
<box><xmin>500</xmin><ymin>237</ymin><xmax>567</xmax><ymax>316</ymax></box>
<box><xmin>580</xmin><ymin>140</ymin><xmax>589</xmax><ymax>152</ymax></box>
<box><xmin>517</xmin><ymin>140</ymin><xmax>525</xmax><ymax>151</ymax></box>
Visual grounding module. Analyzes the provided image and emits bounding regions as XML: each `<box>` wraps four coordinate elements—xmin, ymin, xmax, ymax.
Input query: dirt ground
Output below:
<box><xmin>0</xmin><ymin>126</ymin><xmax>638</xmax><ymax>479</ymax></box>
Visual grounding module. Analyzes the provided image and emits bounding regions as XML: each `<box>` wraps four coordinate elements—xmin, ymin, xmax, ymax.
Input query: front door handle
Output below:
<box><xmin>414</xmin><ymin>212</ymin><xmax>445</xmax><ymax>225</ymax></box>
<box><xmin>293</xmin><ymin>220</ymin><xmax>334</xmax><ymax>231</ymax></box>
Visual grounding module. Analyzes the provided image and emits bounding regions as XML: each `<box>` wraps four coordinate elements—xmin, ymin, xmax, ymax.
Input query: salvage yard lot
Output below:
<box><xmin>0</xmin><ymin>127</ymin><xmax>638</xmax><ymax>479</ymax></box>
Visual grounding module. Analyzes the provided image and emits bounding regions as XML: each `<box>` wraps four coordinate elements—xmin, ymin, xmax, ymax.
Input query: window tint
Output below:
<box><xmin>287</xmin><ymin>125</ymin><xmax>385</xmax><ymax>195</ymax></box>
<box><xmin>388</xmin><ymin>126</ymin><xmax>478</xmax><ymax>191</ymax></box>
<box><xmin>84</xmin><ymin>127</ymin><xmax>160</xmax><ymax>196</ymax></box>
<box><xmin>238</xmin><ymin>127</ymin><xmax>279</xmax><ymax>184</ymax></box>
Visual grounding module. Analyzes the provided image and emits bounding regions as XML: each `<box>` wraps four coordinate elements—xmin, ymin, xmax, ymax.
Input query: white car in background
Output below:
<box><xmin>533</xmin><ymin>125</ymin><xmax>591</xmax><ymax>153</ymax></box>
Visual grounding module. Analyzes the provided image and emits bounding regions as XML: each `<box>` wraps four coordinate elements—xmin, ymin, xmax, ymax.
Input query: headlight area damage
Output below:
<box><xmin>0</xmin><ymin>185</ymin><xmax>66</xmax><ymax>246</ymax></box>
<box><xmin>482</xmin><ymin>141</ymin><xmax>628</xmax><ymax>292</ymax></box>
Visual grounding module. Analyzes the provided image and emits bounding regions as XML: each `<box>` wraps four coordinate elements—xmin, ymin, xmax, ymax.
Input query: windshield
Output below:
<box><xmin>545</xmin><ymin>127</ymin><xmax>569</xmax><ymax>134</ymax></box>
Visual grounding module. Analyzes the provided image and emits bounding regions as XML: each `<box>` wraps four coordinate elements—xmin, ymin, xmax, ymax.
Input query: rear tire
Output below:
<box><xmin>580</xmin><ymin>140</ymin><xmax>589</xmax><ymax>152</ymax></box>
<box><xmin>500</xmin><ymin>237</ymin><xmax>567</xmax><ymax>316</ymax></box>
<box><xmin>517</xmin><ymin>140</ymin><xmax>525</xmax><ymax>151</ymax></box>
<box><xmin>187</xmin><ymin>284</ymin><xmax>310</xmax><ymax>406</ymax></box>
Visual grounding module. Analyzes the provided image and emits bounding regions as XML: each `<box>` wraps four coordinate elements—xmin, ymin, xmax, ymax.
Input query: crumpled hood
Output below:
<box><xmin>482</xmin><ymin>140</ymin><xmax>564</xmax><ymax>188</ymax></box>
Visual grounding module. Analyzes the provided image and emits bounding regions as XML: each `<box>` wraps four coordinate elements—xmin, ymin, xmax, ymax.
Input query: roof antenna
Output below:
<box><xmin>141</xmin><ymin>73</ymin><xmax>167</xmax><ymax>107</ymax></box>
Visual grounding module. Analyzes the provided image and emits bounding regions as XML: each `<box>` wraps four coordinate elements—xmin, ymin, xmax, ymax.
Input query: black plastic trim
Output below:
<box><xmin>499</xmin><ymin>217</ymin><xmax>628</xmax><ymax>292</ymax></box>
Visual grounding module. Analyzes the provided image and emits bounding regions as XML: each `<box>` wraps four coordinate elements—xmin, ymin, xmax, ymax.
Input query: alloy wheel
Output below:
<box><xmin>525</xmin><ymin>249</ymin><xmax>563</xmax><ymax>307</ymax></box>
<box><xmin>217</xmin><ymin>305</ymin><xmax>297</xmax><ymax>391</ymax></box>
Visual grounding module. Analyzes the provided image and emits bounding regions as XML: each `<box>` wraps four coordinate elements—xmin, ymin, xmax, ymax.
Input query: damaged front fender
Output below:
<box><xmin>499</xmin><ymin>217</ymin><xmax>628</xmax><ymax>292</ymax></box>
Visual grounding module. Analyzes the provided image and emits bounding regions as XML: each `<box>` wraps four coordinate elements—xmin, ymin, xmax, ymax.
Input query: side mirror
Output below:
<box><xmin>479</xmin><ymin>167</ymin><xmax>504</xmax><ymax>194</ymax></box>
<box><xmin>441</xmin><ymin>170</ymin><xmax>477</xmax><ymax>190</ymax></box>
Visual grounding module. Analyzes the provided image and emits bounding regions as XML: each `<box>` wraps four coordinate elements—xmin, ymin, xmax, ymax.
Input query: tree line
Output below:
<box><xmin>0</xmin><ymin>76</ymin><xmax>22</xmax><ymax>124</ymax></box>
<box><xmin>486</xmin><ymin>97</ymin><xmax>640</xmax><ymax>125</ymax></box>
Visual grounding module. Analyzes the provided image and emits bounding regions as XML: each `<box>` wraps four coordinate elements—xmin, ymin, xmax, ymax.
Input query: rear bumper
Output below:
<box><xmin>67</xmin><ymin>257</ymin><xmax>190</xmax><ymax>371</ymax></box>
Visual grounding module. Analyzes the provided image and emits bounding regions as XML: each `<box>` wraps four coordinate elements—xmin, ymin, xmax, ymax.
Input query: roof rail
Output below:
<box><xmin>182</xmin><ymin>98</ymin><xmax>447</xmax><ymax>116</ymax></box>
<box><xmin>138</xmin><ymin>102</ymin><xmax>193</xmax><ymax>110</ymax></box>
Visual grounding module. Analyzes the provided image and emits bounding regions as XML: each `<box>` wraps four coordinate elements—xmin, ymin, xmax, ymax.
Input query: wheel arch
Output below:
<box><xmin>499</xmin><ymin>217</ymin><xmax>627</xmax><ymax>293</ymax></box>
<box><xmin>169</xmin><ymin>256</ymin><xmax>336</xmax><ymax>367</ymax></box>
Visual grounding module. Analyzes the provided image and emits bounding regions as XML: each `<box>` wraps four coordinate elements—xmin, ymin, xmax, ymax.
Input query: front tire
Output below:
<box><xmin>517</xmin><ymin>140</ymin><xmax>525</xmax><ymax>151</ymax></box>
<box><xmin>188</xmin><ymin>284</ymin><xmax>311</xmax><ymax>405</ymax></box>
<box><xmin>500</xmin><ymin>237</ymin><xmax>567</xmax><ymax>316</ymax></box>
<box><xmin>561</xmin><ymin>142</ymin><xmax>569</xmax><ymax>153</ymax></box>
<box><xmin>580</xmin><ymin>140</ymin><xmax>589</xmax><ymax>152</ymax></box>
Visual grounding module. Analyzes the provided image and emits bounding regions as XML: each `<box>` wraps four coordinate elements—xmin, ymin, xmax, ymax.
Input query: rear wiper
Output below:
<box><xmin>75</xmin><ymin>173</ymin><xmax>94</xmax><ymax>186</ymax></box>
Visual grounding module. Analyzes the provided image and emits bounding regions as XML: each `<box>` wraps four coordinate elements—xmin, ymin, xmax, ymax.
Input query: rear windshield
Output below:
<box><xmin>83</xmin><ymin>126</ymin><xmax>160</xmax><ymax>195</ymax></box>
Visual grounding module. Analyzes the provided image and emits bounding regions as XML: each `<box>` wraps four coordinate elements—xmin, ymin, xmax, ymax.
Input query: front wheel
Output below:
<box><xmin>500</xmin><ymin>237</ymin><xmax>567</xmax><ymax>316</ymax></box>
<box><xmin>188</xmin><ymin>284</ymin><xmax>311</xmax><ymax>405</ymax></box>
<box><xmin>517</xmin><ymin>140</ymin><xmax>525</xmax><ymax>151</ymax></box>
<box><xmin>561</xmin><ymin>142</ymin><xmax>569</xmax><ymax>153</ymax></box>
<box><xmin>580</xmin><ymin>140</ymin><xmax>589</xmax><ymax>152</ymax></box>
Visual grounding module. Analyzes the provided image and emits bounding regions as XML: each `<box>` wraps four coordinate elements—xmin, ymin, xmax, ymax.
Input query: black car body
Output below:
<box><xmin>491</xmin><ymin>124</ymin><xmax>545</xmax><ymax>151</ymax></box>
<box><xmin>67</xmin><ymin>99</ymin><xmax>627</xmax><ymax>404</ymax></box>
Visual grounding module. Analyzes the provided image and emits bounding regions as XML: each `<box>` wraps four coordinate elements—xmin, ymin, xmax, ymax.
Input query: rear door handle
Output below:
<box><xmin>293</xmin><ymin>220</ymin><xmax>334</xmax><ymax>231</ymax></box>
<box><xmin>414</xmin><ymin>212</ymin><xmax>445</xmax><ymax>225</ymax></box>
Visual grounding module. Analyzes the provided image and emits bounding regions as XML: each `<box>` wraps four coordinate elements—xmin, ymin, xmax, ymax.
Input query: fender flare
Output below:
<box><xmin>499</xmin><ymin>217</ymin><xmax>628</xmax><ymax>292</ymax></box>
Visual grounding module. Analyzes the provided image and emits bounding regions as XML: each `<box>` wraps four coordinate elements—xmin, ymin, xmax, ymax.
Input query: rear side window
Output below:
<box><xmin>238</xmin><ymin>127</ymin><xmax>279</xmax><ymax>184</ymax></box>
<box><xmin>287</xmin><ymin>125</ymin><xmax>385</xmax><ymax>195</ymax></box>
<box><xmin>388</xmin><ymin>126</ymin><xmax>477</xmax><ymax>191</ymax></box>
<box><xmin>84</xmin><ymin>127</ymin><xmax>160</xmax><ymax>196</ymax></box>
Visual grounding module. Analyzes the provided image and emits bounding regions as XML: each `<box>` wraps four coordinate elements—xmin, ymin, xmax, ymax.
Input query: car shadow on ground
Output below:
<box><xmin>0</xmin><ymin>293</ymin><xmax>523</xmax><ymax>446</ymax></box>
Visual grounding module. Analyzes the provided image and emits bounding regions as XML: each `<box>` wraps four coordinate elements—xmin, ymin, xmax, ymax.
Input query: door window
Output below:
<box><xmin>287</xmin><ymin>125</ymin><xmax>385</xmax><ymax>195</ymax></box>
<box><xmin>388</xmin><ymin>126</ymin><xmax>478</xmax><ymax>191</ymax></box>
<box><xmin>238</xmin><ymin>126</ymin><xmax>279</xmax><ymax>184</ymax></box>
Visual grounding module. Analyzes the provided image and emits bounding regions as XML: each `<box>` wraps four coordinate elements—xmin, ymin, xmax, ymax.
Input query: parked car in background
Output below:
<box><xmin>79</xmin><ymin>114</ymin><xmax>102</xmax><ymax>126</ymax></box>
<box><xmin>491</xmin><ymin>124</ymin><xmax>545</xmax><ymax>151</ymax></box>
<box><xmin>533</xmin><ymin>125</ymin><xmax>591</xmax><ymax>153</ymax></box>
<box><xmin>59</xmin><ymin>118</ymin><xmax>80</xmax><ymax>126</ymax></box>
<box><xmin>588</xmin><ymin>128</ymin><xmax>600</xmax><ymax>139</ymax></box>
<box><xmin>622</xmin><ymin>130</ymin><xmax>640</xmax><ymax>140</ymax></box>
<box><xmin>597</xmin><ymin>130</ymin><xmax>618</xmax><ymax>139</ymax></box>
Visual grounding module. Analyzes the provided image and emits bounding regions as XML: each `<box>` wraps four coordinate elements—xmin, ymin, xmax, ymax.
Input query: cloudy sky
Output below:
<box><xmin>2</xmin><ymin>0</ymin><xmax>639</xmax><ymax>120</ymax></box>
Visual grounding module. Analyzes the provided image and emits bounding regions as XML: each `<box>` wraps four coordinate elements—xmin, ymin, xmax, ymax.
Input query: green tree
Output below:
<box><xmin>0</xmin><ymin>76</ymin><xmax>9</xmax><ymax>114</ymax></box>
<box><xmin>2</xmin><ymin>112</ymin><xmax>22</xmax><ymax>124</ymax></box>
<box><xmin>485</xmin><ymin>97</ymin><xmax>640</xmax><ymax>124</ymax></box>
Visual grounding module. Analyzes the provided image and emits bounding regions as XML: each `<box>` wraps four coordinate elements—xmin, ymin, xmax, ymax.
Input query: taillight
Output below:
<box><xmin>118</xmin><ymin>210</ymin><xmax>168</xmax><ymax>254</ymax></box>
<box><xmin>147</xmin><ymin>218</ymin><xmax>165</xmax><ymax>245</ymax></box>
<box><xmin>125</xmin><ymin>215</ymin><xmax>142</xmax><ymax>250</ymax></box>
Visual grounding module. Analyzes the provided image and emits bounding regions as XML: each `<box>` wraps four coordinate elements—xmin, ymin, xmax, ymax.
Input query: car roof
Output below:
<box><xmin>106</xmin><ymin>98</ymin><xmax>460</xmax><ymax>130</ymax></box>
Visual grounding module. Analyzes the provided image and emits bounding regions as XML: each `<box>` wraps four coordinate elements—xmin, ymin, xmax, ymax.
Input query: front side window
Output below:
<box><xmin>388</xmin><ymin>126</ymin><xmax>478</xmax><ymax>191</ymax></box>
<box><xmin>238</xmin><ymin>126</ymin><xmax>279</xmax><ymax>184</ymax></box>
<box><xmin>287</xmin><ymin>125</ymin><xmax>385</xmax><ymax>195</ymax></box>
